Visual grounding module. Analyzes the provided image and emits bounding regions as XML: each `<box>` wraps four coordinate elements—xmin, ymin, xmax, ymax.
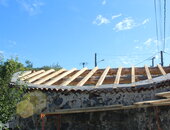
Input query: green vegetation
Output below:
<box><xmin>0</xmin><ymin>55</ymin><xmax>61</xmax><ymax>125</ymax></box>
<box><xmin>0</xmin><ymin>58</ymin><xmax>26</xmax><ymax>124</ymax></box>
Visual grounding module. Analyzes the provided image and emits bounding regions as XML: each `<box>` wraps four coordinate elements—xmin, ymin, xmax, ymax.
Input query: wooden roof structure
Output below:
<box><xmin>18</xmin><ymin>64</ymin><xmax>170</xmax><ymax>87</ymax></box>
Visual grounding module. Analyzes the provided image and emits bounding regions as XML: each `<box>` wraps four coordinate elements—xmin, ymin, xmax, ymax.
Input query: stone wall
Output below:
<box><xmin>11</xmin><ymin>83</ymin><xmax>170</xmax><ymax>130</ymax></box>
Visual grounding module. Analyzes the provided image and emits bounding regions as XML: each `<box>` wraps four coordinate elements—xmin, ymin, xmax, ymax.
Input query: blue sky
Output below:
<box><xmin>0</xmin><ymin>0</ymin><xmax>170</xmax><ymax>69</ymax></box>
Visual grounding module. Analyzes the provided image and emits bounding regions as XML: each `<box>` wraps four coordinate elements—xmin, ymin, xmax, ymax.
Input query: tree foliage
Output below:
<box><xmin>0</xmin><ymin>58</ymin><xmax>25</xmax><ymax>123</ymax></box>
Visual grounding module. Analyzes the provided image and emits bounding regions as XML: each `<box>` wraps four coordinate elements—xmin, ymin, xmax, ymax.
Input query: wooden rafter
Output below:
<box><xmin>28</xmin><ymin>69</ymin><xmax>55</xmax><ymax>83</ymax></box>
<box><xmin>144</xmin><ymin>65</ymin><xmax>152</xmax><ymax>80</ymax></box>
<box><xmin>34</xmin><ymin>69</ymin><xmax>66</xmax><ymax>85</ymax></box>
<box><xmin>44</xmin><ymin>68</ymin><xmax>77</xmax><ymax>85</ymax></box>
<box><xmin>114</xmin><ymin>67</ymin><xmax>122</xmax><ymax>84</ymax></box>
<box><xmin>131</xmin><ymin>66</ymin><xmax>135</xmax><ymax>83</ymax></box>
<box><xmin>95</xmin><ymin>66</ymin><xmax>110</xmax><ymax>87</ymax></box>
<box><xmin>19</xmin><ymin>71</ymin><xmax>32</xmax><ymax>78</ymax></box>
<box><xmin>157</xmin><ymin>64</ymin><xmax>166</xmax><ymax>75</ymax></box>
<box><xmin>77</xmin><ymin>67</ymin><xmax>98</xmax><ymax>86</ymax></box>
<box><xmin>20</xmin><ymin>70</ymin><xmax>45</xmax><ymax>80</ymax></box>
<box><xmin>60</xmin><ymin>68</ymin><xmax>88</xmax><ymax>86</ymax></box>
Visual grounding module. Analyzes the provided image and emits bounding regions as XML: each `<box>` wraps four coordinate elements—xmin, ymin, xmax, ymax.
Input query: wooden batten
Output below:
<box><xmin>45</xmin><ymin>68</ymin><xmax>77</xmax><ymax>86</ymax></box>
<box><xmin>114</xmin><ymin>67</ymin><xmax>122</xmax><ymax>84</ymax></box>
<box><xmin>34</xmin><ymin>69</ymin><xmax>66</xmax><ymax>85</ymax></box>
<box><xmin>61</xmin><ymin>68</ymin><xmax>88</xmax><ymax>86</ymax></box>
<box><xmin>95</xmin><ymin>66</ymin><xmax>110</xmax><ymax>87</ymax></box>
<box><xmin>77</xmin><ymin>67</ymin><xmax>98</xmax><ymax>86</ymax></box>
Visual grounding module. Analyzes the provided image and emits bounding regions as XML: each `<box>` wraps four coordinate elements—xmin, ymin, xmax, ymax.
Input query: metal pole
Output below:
<box><xmin>95</xmin><ymin>53</ymin><xmax>97</xmax><ymax>67</ymax></box>
<box><xmin>152</xmin><ymin>57</ymin><xmax>155</xmax><ymax>67</ymax></box>
<box><xmin>161</xmin><ymin>51</ymin><xmax>164</xmax><ymax>66</ymax></box>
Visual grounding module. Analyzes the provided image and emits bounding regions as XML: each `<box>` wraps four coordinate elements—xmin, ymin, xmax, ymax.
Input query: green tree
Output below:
<box><xmin>0</xmin><ymin>58</ymin><xmax>25</xmax><ymax>123</ymax></box>
<box><xmin>25</xmin><ymin>60</ymin><xmax>33</xmax><ymax>69</ymax></box>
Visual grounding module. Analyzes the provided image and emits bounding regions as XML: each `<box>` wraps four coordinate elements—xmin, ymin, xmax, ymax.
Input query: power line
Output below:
<box><xmin>134</xmin><ymin>53</ymin><xmax>159</xmax><ymax>66</ymax></box>
<box><xmin>163</xmin><ymin>0</ymin><xmax>166</xmax><ymax>51</ymax></box>
<box><xmin>154</xmin><ymin>0</ymin><xmax>160</xmax><ymax>52</ymax></box>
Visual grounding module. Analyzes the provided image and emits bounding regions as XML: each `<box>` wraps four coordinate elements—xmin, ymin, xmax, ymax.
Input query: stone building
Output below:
<box><xmin>11</xmin><ymin>65</ymin><xmax>170</xmax><ymax>130</ymax></box>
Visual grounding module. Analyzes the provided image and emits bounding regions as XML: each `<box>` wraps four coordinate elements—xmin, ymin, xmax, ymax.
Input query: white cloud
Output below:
<box><xmin>93</xmin><ymin>15</ymin><xmax>110</xmax><ymax>26</ymax></box>
<box><xmin>16</xmin><ymin>0</ymin><xmax>44</xmax><ymax>15</ymax></box>
<box><xmin>142</xmin><ymin>18</ymin><xmax>150</xmax><ymax>25</ymax></box>
<box><xmin>114</xmin><ymin>17</ymin><xmax>136</xmax><ymax>31</ymax></box>
<box><xmin>114</xmin><ymin>17</ymin><xmax>150</xmax><ymax>31</ymax></box>
<box><xmin>102</xmin><ymin>0</ymin><xmax>106</xmax><ymax>5</ymax></box>
<box><xmin>144</xmin><ymin>38</ymin><xmax>153</xmax><ymax>46</ymax></box>
<box><xmin>112</xmin><ymin>14</ymin><xmax>122</xmax><ymax>20</ymax></box>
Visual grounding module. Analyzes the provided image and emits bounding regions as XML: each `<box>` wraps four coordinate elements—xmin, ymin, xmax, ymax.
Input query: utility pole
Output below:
<box><xmin>95</xmin><ymin>53</ymin><xmax>97</xmax><ymax>67</ymax></box>
<box><xmin>152</xmin><ymin>57</ymin><xmax>155</xmax><ymax>67</ymax></box>
<box><xmin>160</xmin><ymin>51</ymin><xmax>164</xmax><ymax>66</ymax></box>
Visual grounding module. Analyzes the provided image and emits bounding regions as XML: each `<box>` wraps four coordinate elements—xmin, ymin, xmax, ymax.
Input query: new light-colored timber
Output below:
<box><xmin>60</xmin><ymin>68</ymin><xmax>88</xmax><ymax>86</ymax></box>
<box><xmin>77</xmin><ymin>67</ymin><xmax>98</xmax><ymax>86</ymax></box>
<box><xmin>20</xmin><ymin>70</ymin><xmax>45</xmax><ymax>80</ymax></box>
<box><xmin>42</xmin><ymin>102</ymin><xmax>170</xmax><ymax>115</ymax></box>
<box><xmin>131</xmin><ymin>66</ymin><xmax>135</xmax><ymax>83</ymax></box>
<box><xmin>114</xmin><ymin>67</ymin><xmax>122</xmax><ymax>84</ymax></box>
<box><xmin>19</xmin><ymin>71</ymin><xmax>32</xmax><ymax>78</ymax></box>
<box><xmin>134</xmin><ymin>99</ymin><xmax>170</xmax><ymax>105</ymax></box>
<box><xmin>158</xmin><ymin>64</ymin><xmax>166</xmax><ymax>75</ymax></box>
<box><xmin>156</xmin><ymin>91</ymin><xmax>170</xmax><ymax>97</ymax></box>
<box><xmin>95</xmin><ymin>66</ymin><xmax>110</xmax><ymax>87</ymax></box>
<box><xmin>144</xmin><ymin>65</ymin><xmax>152</xmax><ymax>80</ymax></box>
<box><xmin>45</xmin><ymin>68</ymin><xmax>77</xmax><ymax>85</ymax></box>
<box><xmin>34</xmin><ymin>69</ymin><xmax>66</xmax><ymax>85</ymax></box>
<box><xmin>28</xmin><ymin>69</ymin><xmax>55</xmax><ymax>83</ymax></box>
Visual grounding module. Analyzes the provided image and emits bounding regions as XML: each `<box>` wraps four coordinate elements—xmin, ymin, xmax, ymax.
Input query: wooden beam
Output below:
<box><xmin>28</xmin><ymin>69</ymin><xmax>55</xmax><ymax>83</ymax></box>
<box><xmin>18</xmin><ymin>71</ymin><xmax>32</xmax><ymax>78</ymax></box>
<box><xmin>42</xmin><ymin>101</ymin><xmax>170</xmax><ymax>115</ymax></box>
<box><xmin>156</xmin><ymin>91</ymin><xmax>170</xmax><ymax>98</ymax></box>
<box><xmin>34</xmin><ymin>69</ymin><xmax>66</xmax><ymax>85</ymax></box>
<box><xmin>44</xmin><ymin>68</ymin><xmax>77</xmax><ymax>85</ymax></box>
<box><xmin>134</xmin><ymin>99</ymin><xmax>170</xmax><ymax>105</ymax></box>
<box><xmin>144</xmin><ymin>65</ymin><xmax>152</xmax><ymax>80</ymax></box>
<box><xmin>114</xmin><ymin>67</ymin><xmax>122</xmax><ymax>84</ymax></box>
<box><xmin>131</xmin><ymin>66</ymin><xmax>135</xmax><ymax>83</ymax></box>
<box><xmin>95</xmin><ymin>66</ymin><xmax>110</xmax><ymax>87</ymax></box>
<box><xmin>20</xmin><ymin>70</ymin><xmax>45</xmax><ymax>80</ymax></box>
<box><xmin>60</xmin><ymin>68</ymin><xmax>88</xmax><ymax>86</ymax></box>
<box><xmin>77</xmin><ymin>67</ymin><xmax>98</xmax><ymax>86</ymax></box>
<box><xmin>157</xmin><ymin>64</ymin><xmax>166</xmax><ymax>75</ymax></box>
